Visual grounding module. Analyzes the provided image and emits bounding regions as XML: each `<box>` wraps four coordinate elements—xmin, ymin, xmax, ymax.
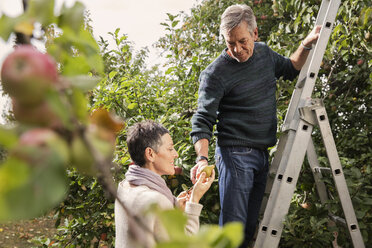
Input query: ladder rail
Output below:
<box><xmin>254</xmin><ymin>0</ymin><xmax>365</xmax><ymax>247</ymax></box>
<box><xmin>262</xmin><ymin>0</ymin><xmax>338</xmax><ymax>213</ymax></box>
<box><xmin>260</xmin><ymin>0</ymin><xmax>340</xmax><ymax>230</ymax></box>
<box><xmin>314</xmin><ymin>107</ymin><xmax>365</xmax><ymax>248</ymax></box>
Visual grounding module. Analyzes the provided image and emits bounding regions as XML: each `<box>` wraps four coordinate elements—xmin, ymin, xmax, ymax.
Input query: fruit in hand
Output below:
<box><xmin>1</xmin><ymin>45</ymin><xmax>58</xmax><ymax>105</ymax></box>
<box><xmin>201</xmin><ymin>164</ymin><xmax>215</xmax><ymax>178</ymax></box>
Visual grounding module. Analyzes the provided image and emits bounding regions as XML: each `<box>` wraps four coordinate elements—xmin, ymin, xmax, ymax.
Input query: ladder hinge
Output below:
<box><xmin>299</xmin><ymin>98</ymin><xmax>324</xmax><ymax>125</ymax></box>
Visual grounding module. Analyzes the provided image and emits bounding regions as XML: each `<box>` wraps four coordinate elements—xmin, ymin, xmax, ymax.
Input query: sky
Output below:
<box><xmin>0</xmin><ymin>0</ymin><xmax>199</xmax><ymax>123</ymax></box>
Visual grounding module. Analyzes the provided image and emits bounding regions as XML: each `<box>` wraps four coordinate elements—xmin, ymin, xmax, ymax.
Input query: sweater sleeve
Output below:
<box><xmin>184</xmin><ymin>202</ymin><xmax>203</xmax><ymax>235</ymax></box>
<box><xmin>190</xmin><ymin>71</ymin><xmax>225</xmax><ymax>144</ymax></box>
<box><xmin>269</xmin><ymin>47</ymin><xmax>300</xmax><ymax>81</ymax></box>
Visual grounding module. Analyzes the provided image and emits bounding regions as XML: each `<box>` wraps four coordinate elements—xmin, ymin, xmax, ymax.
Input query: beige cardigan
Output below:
<box><xmin>115</xmin><ymin>181</ymin><xmax>203</xmax><ymax>248</ymax></box>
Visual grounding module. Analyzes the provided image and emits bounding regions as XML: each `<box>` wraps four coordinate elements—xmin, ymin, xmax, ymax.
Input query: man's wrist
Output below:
<box><xmin>195</xmin><ymin>155</ymin><xmax>209</xmax><ymax>163</ymax></box>
<box><xmin>301</xmin><ymin>41</ymin><xmax>312</xmax><ymax>50</ymax></box>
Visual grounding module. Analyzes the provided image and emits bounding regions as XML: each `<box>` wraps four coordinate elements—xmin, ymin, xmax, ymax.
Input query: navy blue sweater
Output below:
<box><xmin>190</xmin><ymin>42</ymin><xmax>299</xmax><ymax>150</ymax></box>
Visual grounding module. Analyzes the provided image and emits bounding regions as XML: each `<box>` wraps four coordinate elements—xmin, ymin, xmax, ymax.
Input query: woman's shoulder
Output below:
<box><xmin>117</xmin><ymin>181</ymin><xmax>173</xmax><ymax>209</ymax></box>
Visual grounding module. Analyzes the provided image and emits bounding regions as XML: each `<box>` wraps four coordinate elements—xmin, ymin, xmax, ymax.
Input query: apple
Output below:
<box><xmin>365</xmin><ymin>31</ymin><xmax>370</xmax><ymax>41</ymax></box>
<box><xmin>170</xmin><ymin>178</ymin><xmax>179</xmax><ymax>188</ymax></box>
<box><xmin>100</xmin><ymin>233</ymin><xmax>107</xmax><ymax>241</ymax></box>
<box><xmin>1</xmin><ymin>45</ymin><xmax>58</xmax><ymax>105</ymax></box>
<box><xmin>13</xmin><ymin>128</ymin><xmax>69</xmax><ymax>166</ymax></box>
<box><xmin>174</xmin><ymin>166</ymin><xmax>183</xmax><ymax>175</ymax></box>
<box><xmin>201</xmin><ymin>164</ymin><xmax>215</xmax><ymax>178</ymax></box>
<box><xmin>12</xmin><ymin>99</ymin><xmax>63</xmax><ymax>129</ymax></box>
<box><xmin>300</xmin><ymin>202</ymin><xmax>310</xmax><ymax>209</ymax></box>
<box><xmin>357</xmin><ymin>59</ymin><xmax>364</xmax><ymax>65</ymax></box>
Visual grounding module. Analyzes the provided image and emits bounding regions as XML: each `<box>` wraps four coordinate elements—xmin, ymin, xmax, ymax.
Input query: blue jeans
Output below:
<box><xmin>215</xmin><ymin>145</ymin><xmax>269</xmax><ymax>248</ymax></box>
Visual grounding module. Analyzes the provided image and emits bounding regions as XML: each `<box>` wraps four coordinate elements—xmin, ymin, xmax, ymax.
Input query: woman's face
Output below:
<box><xmin>150</xmin><ymin>133</ymin><xmax>178</xmax><ymax>176</ymax></box>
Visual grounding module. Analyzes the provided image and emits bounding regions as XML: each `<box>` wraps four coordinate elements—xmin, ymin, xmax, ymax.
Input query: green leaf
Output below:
<box><xmin>26</xmin><ymin>0</ymin><xmax>56</xmax><ymax>26</ymax></box>
<box><xmin>58</xmin><ymin>1</ymin><xmax>85</xmax><ymax>33</ymax></box>
<box><xmin>198</xmin><ymin>225</ymin><xmax>223</xmax><ymax>245</ymax></box>
<box><xmin>63</xmin><ymin>56</ymin><xmax>92</xmax><ymax>76</ymax></box>
<box><xmin>220</xmin><ymin>222</ymin><xmax>244</xmax><ymax>247</ymax></box>
<box><xmin>172</xmin><ymin>20</ymin><xmax>180</xmax><ymax>28</ymax></box>
<box><xmin>45</xmin><ymin>89</ymin><xmax>73</xmax><ymax>129</ymax></box>
<box><xmin>50</xmin><ymin>27</ymin><xmax>103</xmax><ymax>75</ymax></box>
<box><xmin>66</xmin><ymin>75</ymin><xmax>101</xmax><ymax>92</ymax></box>
<box><xmin>156</xmin><ymin>241</ymin><xmax>194</xmax><ymax>248</ymax></box>
<box><xmin>152</xmin><ymin>206</ymin><xmax>187</xmax><ymax>240</ymax></box>
<box><xmin>109</xmin><ymin>71</ymin><xmax>118</xmax><ymax>79</ymax></box>
<box><xmin>165</xmin><ymin>67</ymin><xmax>175</xmax><ymax>75</ymax></box>
<box><xmin>0</xmin><ymin>126</ymin><xmax>18</xmax><ymax>149</ymax></box>
<box><xmin>0</xmin><ymin>14</ymin><xmax>18</xmax><ymax>41</ymax></box>
<box><xmin>127</xmin><ymin>103</ymin><xmax>138</xmax><ymax>109</ymax></box>
<box><xmin>360</xmin><ymin>7</ymin><xmax>372</xmax><ymax>27</ymax></box>
<box><xmin>0</xmin><ymin>153</ymin><xmax>68</xmax><ymax>221</ymax></box>
<box><xmin>70</xmin><ymin>88</ymin><xmax>89</xmax><ymax>124</ymax></box>
<box><xmin>0</xmin><ymin>157</ymin><xmax>31</xmax><ymax>196</ymax></box>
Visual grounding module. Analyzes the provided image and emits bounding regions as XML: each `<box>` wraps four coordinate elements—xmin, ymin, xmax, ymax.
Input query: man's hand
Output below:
<box><xmin>190</xmin><ymin>159</ymin><xmax>208</xmax><ymax>184</ymax></box>
<box><xmin>290</xmin><ymin>25</ymin><xmax>322</xmax><ymax>70</ymax></box>
<box><xmin>302</xmin><ymin>25</ymin><xmax>322</xmax><ymax>47</ymax></box>
<box><xmin>189</xmin><ymin>169</ymin><xmax>215</xmax><ymax>204</ymax></box>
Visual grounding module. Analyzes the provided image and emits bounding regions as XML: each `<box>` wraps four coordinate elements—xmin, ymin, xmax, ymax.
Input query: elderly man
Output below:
<box><xmin>190</xmin><ymin>4</ymin><xmax>320</xmax><ymax>247</ymax></box>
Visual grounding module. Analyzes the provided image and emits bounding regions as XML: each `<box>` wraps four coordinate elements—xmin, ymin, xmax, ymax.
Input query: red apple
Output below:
<box><xmin>100</xmin><ymin>233</ymin><xmax>107</xmax><ymax>241</ymax></box>
<box><xmin>13</xmin><ymin>128</ymin><xmax>69</xmax><ymax>166</ymax></box>
<box><xmin>12</xmin><ymin>99</ymin><xmax>63</xmax><ymax>129</ymax></box>
<box><xmin>174</xmin><ymin>166</ymin><xmax>183</xmax><ymax>175</ymax></box>
<box><xmin>357</xmin><ymin>59</ymin><xmax>364</xmax><ymax>65</ymax></box>
<box><xmin>1</xmin><ymin>45</ymin><xmax>58</xmax><ymax>105</ymax></box>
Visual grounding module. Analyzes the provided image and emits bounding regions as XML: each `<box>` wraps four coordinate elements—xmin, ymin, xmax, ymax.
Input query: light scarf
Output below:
<box><xmin>125</xmin><ymin>164</ymin><xmax>177</xmax><ymax>206</ymax></box>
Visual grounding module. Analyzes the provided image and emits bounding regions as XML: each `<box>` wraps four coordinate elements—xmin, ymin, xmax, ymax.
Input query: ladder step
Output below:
<box><xmin>313</xmin><ymin>167</ymin><xmax>332</xmax><ymax>173</ymax></box>
<box><xmin>329</xmin><ymin>214</ymin><xmax>347</xmax><ymax>227</ymax></box>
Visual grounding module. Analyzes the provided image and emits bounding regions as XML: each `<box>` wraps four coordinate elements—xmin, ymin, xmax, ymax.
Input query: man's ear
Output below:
<box><xmin>144</xmin><ymin>147</ymin><xmax>155</xmax><ymax>163</ymax></box>
<box><xmin>253</xmin><ymin>27</ymin><xmax>258</xmax><ymax>41</ymax></box>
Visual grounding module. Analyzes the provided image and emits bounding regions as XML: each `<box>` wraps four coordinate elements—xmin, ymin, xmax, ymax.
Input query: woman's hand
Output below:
<box><xmin>189</xmin><ymin>169</ymin><xmax>215</xmax><ymax>204</ymax></box>
<box><xmin>176</xmin><ymin>191</ymin><xmax>190</xmax><ymax>211</ymax></box>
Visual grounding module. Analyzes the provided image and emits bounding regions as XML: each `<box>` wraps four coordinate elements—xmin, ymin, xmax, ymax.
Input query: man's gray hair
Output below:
<box><xmin>220</xmin><ymin>4</ymin><xmax>257</xmax><ymax>36</ymax></box>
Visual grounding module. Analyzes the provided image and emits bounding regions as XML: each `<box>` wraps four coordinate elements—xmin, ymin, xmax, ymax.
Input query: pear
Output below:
<box><xmin>201</xmin><ymin>164</ymin><xmax>215</xmax><ymax>178</ymax></box>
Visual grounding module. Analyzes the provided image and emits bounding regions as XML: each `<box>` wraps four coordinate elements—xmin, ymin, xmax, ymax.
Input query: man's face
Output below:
<box><xmin>224</xmin><ymin>21</ymin><xmax>258</xmax><ymax>63</ymax></box>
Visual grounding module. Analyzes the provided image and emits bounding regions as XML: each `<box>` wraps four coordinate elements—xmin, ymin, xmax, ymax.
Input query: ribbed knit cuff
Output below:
<box><xmin>185</xmin><ymin>202</ymin><xmax>203</xmax><ymax>216</ymax></box>
<box><xmin>191</xmin><ymin>133</ymin><xmax>211</xmax><ymax>144</ymax></box>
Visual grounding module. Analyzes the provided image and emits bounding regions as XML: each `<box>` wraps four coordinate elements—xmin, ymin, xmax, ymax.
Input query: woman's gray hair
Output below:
<box><xmin>220</xmin><ymin>4</ymin><xmax>257</xmax><ymax>36</ymax></box>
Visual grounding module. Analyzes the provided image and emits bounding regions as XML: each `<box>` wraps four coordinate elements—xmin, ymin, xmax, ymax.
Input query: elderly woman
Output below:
<box><xmin>115</xmin><ymin>120</ymin><xmax>215</xmax><ymax>248</ymax></box>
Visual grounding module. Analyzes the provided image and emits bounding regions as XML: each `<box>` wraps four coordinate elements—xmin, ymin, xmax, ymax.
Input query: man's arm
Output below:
<box><xmin>290</xmin><ymin>25</ymin><xmax>321</xmax><ymax>70</ymax></box>
<box><xmin>194</xmin><ymin>138</ymin><xmax>209</xmax><ymax>159</ymax></box>
<box><xmin>190</xmin><ymin>138</ymin><xmax>209</xmax><ymax>184</ymax></box>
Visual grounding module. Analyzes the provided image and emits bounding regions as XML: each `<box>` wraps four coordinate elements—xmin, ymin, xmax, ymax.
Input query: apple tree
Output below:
<box><xmin>0</xmin><ymin>0</ymin><xmax>124</xmax><ymax>242</ymax></box>
<box><xmin>56</xmin><ymin>0</ymin><xmax>370</xmax><ymax>246</ymax></box>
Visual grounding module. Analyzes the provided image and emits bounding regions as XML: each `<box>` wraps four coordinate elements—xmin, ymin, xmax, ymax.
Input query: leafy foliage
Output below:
<box><xmin>0</xmin><ymin>0</ymin><xmax>370</xmax><ymax>247</ymax></box>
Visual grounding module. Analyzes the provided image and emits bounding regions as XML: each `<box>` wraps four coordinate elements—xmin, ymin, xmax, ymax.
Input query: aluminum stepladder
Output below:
<box><xmin>253</xmin><ymin>0</ymin><xmax>365</xmax><ymax>247</ymax></box>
